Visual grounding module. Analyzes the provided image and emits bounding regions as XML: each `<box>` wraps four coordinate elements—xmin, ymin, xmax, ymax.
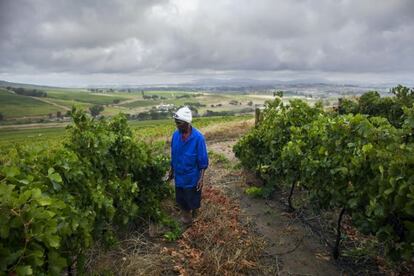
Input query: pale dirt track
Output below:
<box><xmin>30</xmin><ymin>96</ymin><xmax>71</xmax><ymax>111</ymax></box>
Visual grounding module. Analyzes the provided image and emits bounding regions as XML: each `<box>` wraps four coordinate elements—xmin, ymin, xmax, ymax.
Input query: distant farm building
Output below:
<box><xmin>156</xmin><ymin>103</ymin><xmax>174</xmax><ymax>111</ymax></box>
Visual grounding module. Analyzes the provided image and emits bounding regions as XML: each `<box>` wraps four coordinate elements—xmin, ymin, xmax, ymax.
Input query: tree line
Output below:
<box><xmin>6</xmin><ymin>87</ymin><xmax>47</xmax><ymax>97</ymax></box>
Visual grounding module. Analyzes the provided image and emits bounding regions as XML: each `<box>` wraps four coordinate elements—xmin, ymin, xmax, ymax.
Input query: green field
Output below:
<box><xmin>0</xmin><ymin>126</ymin><xmax>68</xmax><ymax>147</ymax></box>
<box><xmin>0</xmin><ymin>115</ymin><xmax>251</xmax><ymax>149</ymax></box>
<box><xmin>121</xmin><ymin>94</ymin><xmax>236</xmax><ymax>110</ymax></box>
<box><xmin>121</xmin><ymin>99</ymin><xmax>161</xmax><ymax>108</ymax></box>
<box><xmin>0</xmin><ymin>89</ymin><xmax>62</xmax><ymax>118</ymax></box>
<box><xmin>45</xmin><ymin>89</ymin><xmax>130</xmax><ymax>105</ymax></box>
<box><xmin>44</xmin><ymin>98</ymin><xmax>92</xmax><ymax>109</ymax></box>
<box><xmin>143</xmin><ymin>90</ymin><xmax>193</xmax><ymax>97</ymax></box>
<box><xmin>1</xmin><ymin>84</ymin><xmax>268</xmax><ymax>123</ymax></box>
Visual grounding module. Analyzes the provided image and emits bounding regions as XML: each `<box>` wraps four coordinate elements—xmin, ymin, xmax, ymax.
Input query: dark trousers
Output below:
<box><xmin>175</xmin><ymin>187</ymin><xmax>202</xmax><ymax>211</ymax></box>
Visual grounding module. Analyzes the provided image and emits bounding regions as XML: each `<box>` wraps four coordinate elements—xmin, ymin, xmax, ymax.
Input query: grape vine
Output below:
<box><xmin>234</xmin><ymin>88</ymin><xmax>414</xmax><ymax>261</ymax></box>
<box><xmin>0</xmin><ymin>107</ymin><xmax>170</xmax><ymax>274</ymax></box>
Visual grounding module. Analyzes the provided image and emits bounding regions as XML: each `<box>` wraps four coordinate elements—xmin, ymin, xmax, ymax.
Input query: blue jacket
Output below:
<box><xmin>171</xmin><ymin>127</ymin><xmax>209</xmax><ymax>188</ymax></box>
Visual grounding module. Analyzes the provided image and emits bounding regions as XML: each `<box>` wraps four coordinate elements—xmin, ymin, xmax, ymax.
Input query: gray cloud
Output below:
<box><xmin>1</xmin><ymin>0</ymin><xmax>414</xmax><ymax>85</ymax></box>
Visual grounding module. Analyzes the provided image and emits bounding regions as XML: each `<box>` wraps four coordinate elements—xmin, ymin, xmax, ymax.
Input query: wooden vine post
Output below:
<box><xmin>333</xmin><ymin>207</ymin><xmax>346</xmax><ymax>259</ymax></box>
<box><xmin>255</xmin><ymin>108</ymin><xmax>261</xmax><ymax>127</ymax></box>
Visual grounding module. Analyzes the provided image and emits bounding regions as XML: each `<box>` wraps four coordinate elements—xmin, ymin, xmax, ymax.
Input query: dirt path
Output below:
<box><xmin>85</xmin><ymin>124</ymin><xmax>352</xmax><ymax>275</ymax></box>
<box><xmin>30</xmin><ymin>96</ymin><xmax>71</xmax><ymax>111</ymax></box>
<box><xmin>206</xmin><ymin>139</ymin><xmax>345</xmax><ymax>275</ymax></box>
<box><xmin>114</xmin><ymin>97</ymin><xmax>143</xmax><ymax>105</ymax></box>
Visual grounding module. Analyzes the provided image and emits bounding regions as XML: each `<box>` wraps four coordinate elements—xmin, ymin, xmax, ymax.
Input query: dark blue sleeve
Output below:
<box><xmin>197</xmin><ymin>135</ymin><xmax>208</xmax><ymax>170</ymax></box>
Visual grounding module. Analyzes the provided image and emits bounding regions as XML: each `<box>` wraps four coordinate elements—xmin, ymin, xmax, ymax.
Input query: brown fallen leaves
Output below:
<box><xmin>162</xmin><ymin>186</ymin><xmax>268</xmax><ymax>276</ymax></box>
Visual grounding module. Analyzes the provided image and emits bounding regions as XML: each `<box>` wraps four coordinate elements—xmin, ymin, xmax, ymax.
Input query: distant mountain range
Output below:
<box><xmin>0</xmin><ymin>80</ymin><xmax>59</xmax><ymax>89</ymax></box>
<box><xmin>82</xmin><ymin>78</ymin><xmax>395</xmax><ymax>94</ymax></box>
<box><xmin>0</xmin><ymin>78</ymin><xmax>397</xmax><ymax>95</ymax></box>
<box><xmin>184</xmin><ymin>77</ymin><xmax>332</xmax><ymax>87</ymax></box>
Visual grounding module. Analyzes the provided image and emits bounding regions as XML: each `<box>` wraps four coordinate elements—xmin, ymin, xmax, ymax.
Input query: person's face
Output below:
<box><xmin>175</xmin><ymin>119</ymin><xmax>188</xmax><ymax>132</ymax></box>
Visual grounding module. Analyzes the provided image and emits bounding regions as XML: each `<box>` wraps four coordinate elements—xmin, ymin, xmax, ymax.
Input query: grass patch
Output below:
<box><xmin>208</xmin><ymin>150</ymin><xmax>231</xmax><ymax>168</ymax></box>
<box><xmin>120</xmin><ymin>99</ymin><xmax>161</xmax><ymax>108</ymax></box>
<box><xmin>44</xmin><ymin>98</ymin><xmax>91</xmax><ymax>109</ymax></box>
<box><xmin>85</xmin><ymin>230</ymin><xmax>175</xmax><ymax>276</ymax></box>
<box><xmin>45</xmin><ymin>89</ymin><xmax>128</xmax><ymax>105</ymax></box>
<box><xmin>0</xmin><ymin>89</ymin><xmax>62</xmax><ymax>118</ymax></box>
<box><xmin>203</xmin><ymin>117</ymin><xmax>254</xmax><ymax>141</ymax></box>
<box><xmin>0</xmin><ymin>115</ymin><xmax>250</xmax><ymax>150</ymax></box>
<box><xmin>244</xmin><ymin>186</ymin><xmax>265</xmax><ymax>198</ymax></box>
<box><xmin>0</xmin><ymin>127</ymin><xmax>67</xmax><ymax>152</ymax></box>
<box><xmin>0</xmin><ymin>127</ymin><xmax>66</xmax><ymax>142</ymax></box>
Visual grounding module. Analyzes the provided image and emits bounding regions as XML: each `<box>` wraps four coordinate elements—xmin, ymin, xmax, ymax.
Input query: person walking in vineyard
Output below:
<box><xmin>167</xmin><ymin>106</ymin><xmax>209</xmax><ymax>224</ymax></box>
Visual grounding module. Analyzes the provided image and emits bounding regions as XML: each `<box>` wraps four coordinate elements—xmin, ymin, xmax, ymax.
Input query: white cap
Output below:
<box><xmin>173</xmin><ymin>106</ymin><xmax>192</xmax><ymax>123</ymax></box>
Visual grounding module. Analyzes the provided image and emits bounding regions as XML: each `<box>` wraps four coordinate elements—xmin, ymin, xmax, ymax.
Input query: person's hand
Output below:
<box><xmin>196</xmin><ymin>177</ymin><xmax>204</xmax><ymax>191</ymax></box>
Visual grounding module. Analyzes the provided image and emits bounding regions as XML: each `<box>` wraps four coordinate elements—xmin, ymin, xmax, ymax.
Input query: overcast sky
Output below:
<box><xmin>1</xmin><ymin>0</ymin><xmax>414</xmax><ymax>87</ymax></box>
